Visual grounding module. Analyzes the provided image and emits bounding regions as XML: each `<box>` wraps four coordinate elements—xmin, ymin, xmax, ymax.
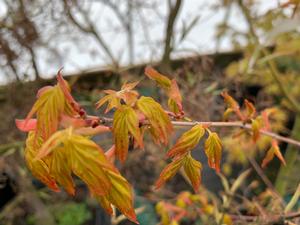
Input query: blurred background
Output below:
<box><xmin>0</xmin><ymin>0</ymin><xmax>300</xmax><ymax>225</ymax></box>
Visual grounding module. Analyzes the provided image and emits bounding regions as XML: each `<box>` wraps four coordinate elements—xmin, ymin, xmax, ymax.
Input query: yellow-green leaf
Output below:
<box><xmin>24</xmin><ymin>132</ymin><xmax>59</xmax><ymax>192</ymax></box>
<box><xmin>166</xmin><ymin>124</ymin><xmax>205</xmax><ymax>158</ymax></box>
<box><xmin>183</xmin><ymin>154</ymin><xmax>202</xmax><ymax>192</ymax></box>
<box><xmin>137</xmin><ymin>96</ymin><xmax>173</xmax><ymax>145</ymax></box>
<box><xmin>113</xmin><ymin>105</ymin><xmax>143</xmax><ymax>162</ymax></box>
<box><xmin>204</xmin><ymin>131</ymin><xmax>222</xmax><ymax>172</ymax></box>
<box><xmin>24</xmin><ymin>73</ymin><xmax>80</xmax><ymax>140</ymax></box>
<box><xmin>155</xmin><ymin>156</ymin><xmax>185</xmax><ymax>189</ymax></box>
<box><xmin>37</xmin><ymin>129</ymin><xmax>138</xmax><ymax>223</ymax></box>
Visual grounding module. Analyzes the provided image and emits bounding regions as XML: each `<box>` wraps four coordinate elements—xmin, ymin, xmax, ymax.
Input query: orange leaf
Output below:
<box><xmin>96</xmin><ymin>91</ymin><xmax>121</xmax><ymax>113</ymax></box>
<box><xmin>262</xmin><ymin>140</ymin><xmax>286</xmax><ymax>168</ymax></box>
<box><xmin>96</xmin><ymin>81</ymin><xmax>139</xmax><ymax>112</ymax></box>
<box><xmin>144</xmin><ymin>66</ymin><xmax>172</xmax><ymax>90</ymax></box>
<box><xmin>204</xmin><ymin>131</ymin><xmax>222</xmax><ymax>172</ymax></box>
<box><xmin>155</xmin><ymin>156</ymin><xmax>185</xmax><ymax>189</ymax></box>
<box><xmin>168</xmin><ymin>79</ymin><xmax>183</xmax><ymax>114</ymax></box>
<box><xmin>137</xmin><ymin>96</ymin><xmax>173</xmax><ymax>145</ymax></box>
<box><xmin>221</xmin><ymin>91</ymin><xmax>244</xmax><ymax>120</ymax></box>
<box><xmin>221</xmin><ymin>91</ymin><xmax>239</xmax><ymax>110</ymax></box>
<box><xmin>166</xmin><ymin>124</ymin><xmax>205</xmax><ymax>158</ymax></box>
<box><xmin>144</xmin><ymin>67</ymin><xmax>183</xmax><ymax>115</ymax></box>
<box><xmin>244</xmin><ymin>99</ymin><xmax>256</xmax><ymax>119</ymax></box>
<box><xmin>15</xmin><ymin>119</ymin><xmax>37</xmax><ymax>132</ymax></box>
<box><xmin>183</xmin><ymin>154</ymin><xmax>202</xmax><ymax>192</ymax></box>
<box><xmin>113</xmin><ymin>105</ymin><xmax>143</xmax><ymax>162</ymax></box>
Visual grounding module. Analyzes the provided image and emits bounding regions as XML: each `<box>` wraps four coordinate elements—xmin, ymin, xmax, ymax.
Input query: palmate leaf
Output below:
<box><xmin>96</xmin><ymin>81</ymin><xmax>139</xmax><ymax>113</ymax></box>
<box><xmin>156</xmin><ymin>153</ymin><xmax>202</xmax><ymax>191</ymax></box>
<box><xmin>20</xmin><ymin>72</ymin><xmax>81</xmax><ymax>140</ymax></box>
<box><xmin>137</xmin><ymin>96</ymin><xmax>173</xmax><ymax>145</ymax></box>
<box><xmin>204</xmin><ymin>131</ymin><xmax>222</xmax><ymax>172</ymax></box>
<box><xmin>36</xmin><ymin>128</ymin><xmax>138</xmax><ymax>223</ymax></box>
<box><xmin>166</xmin><ymin>124</ymin><xmax>205</xmax><ymax>158</ymax></box>
<box><xmin>112</xmin><ymin>105</ymin><xmax>143</xmax><ymax>162</ymax></box>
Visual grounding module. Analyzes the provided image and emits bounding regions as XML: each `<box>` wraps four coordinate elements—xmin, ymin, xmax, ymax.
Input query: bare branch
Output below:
<box><xmin>161</xmin><ymin>0</ymin><xmax>182</xmax><ymax>71</ymax></box>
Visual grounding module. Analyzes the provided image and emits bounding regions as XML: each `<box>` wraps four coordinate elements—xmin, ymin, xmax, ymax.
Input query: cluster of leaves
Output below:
<box><xmin>221</xmin><ymin>91</ymin><xmax>286</xmax><ymax>168</ymax></box>
<box><xmin>155</xmin><ymin>191</ymin><xmax>232</xmax><ymax>225</ymax></box>
<box><xmin>15</xmin><ymin>67</ymin><xmax>286</xmax><ymax>223</ymax></box>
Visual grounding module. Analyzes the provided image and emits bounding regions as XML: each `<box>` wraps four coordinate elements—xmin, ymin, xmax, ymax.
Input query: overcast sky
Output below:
<box><xmin>0</xmin><ymin>0</ymin><xmax>281</xmax><ymax>82</ymax></box>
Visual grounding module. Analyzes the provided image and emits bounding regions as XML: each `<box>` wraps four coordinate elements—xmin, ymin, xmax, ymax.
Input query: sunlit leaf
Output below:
<box><xmin>166</xmin><ymin>124</ymin><xmax>205</xmax><ymax>158</ymax></box>
<box><xmin>37</xmin><ymin>129</ymin><xmax>138</xmax><ymax>223</ymax></box>
<box><xmin>137</xmin><ymin>96</ymin><xmax>173</xmax><ymax>145</ymax></box>
<box><xmin>113</xmin><ymin>105</ymin><xmax>143</xmax><ymax>162</ymax></box>
<box><xmin>204</xmin><ymin>131</ymin><xmax>222</xmax><ymax>172</ymax></box>
<box><xmin>19</xmin><ymin>72</ymin><xmax>81</xmax><ymax>140</ymax></box>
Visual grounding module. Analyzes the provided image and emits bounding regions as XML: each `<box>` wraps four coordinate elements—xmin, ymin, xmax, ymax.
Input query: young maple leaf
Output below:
<box><xmin>24</xmin><ymin>132</ymin><xmax>59</xmax><ymax>192</ymax></box>
<box><xmin>96</xmin><ymin>81</ymin><xmax>139</xmax><ymax>113</ymax></box>
<box><xmin>112</xmin><ymin>105</ymin><xmax>143</xmax><ymax>162</ymax></box>
<box><xmin>145</xmin><ymin>66</ymin><xmax>172</xmax><ymax>90</ymax></box>
<box><xmin>221</xmin><ymin>91</ymin><xmax>245</xmax><ymax>121</ymax></box>
<box><xmin>155</xmin><ymin>156</ymin><xmax>185</xmax><ymax>189</ymax></box>
<box><xmin>36</xmin><ymin>128</ymin><xmax>138</xmax><ymax>223</ymax></box>
<box><xmin>244</xmin><ymin>99</ymin><xmax>256</xmax><ymax>119</ymax></box>
<box><xmin>145</xmin><ymin>67</ymin><xmax>183</xmax><ymax>115</ymax></box>
<box><xmin>166</xmin><ymin>124</ymin><xmax>205</xmax><ymax>158</ymax></box>
<box><xmin>261</xmin><ymin>140</ymin><xmax>286</xmax><ymax>168</ymax></box>
<box><xmin>204</xmin><ymin>130</ymin><xmax>222</xmax><ymax>172</ymax></box>
<box><xmin>183</xmin><ymin>154</ymin><xmax>202</xmax><ymax>192</ymax></box>
<box><xmin>156</xmin><ymin>153</ymin><xmax>202</xmax><ymax>191</ymax></box>
<box><xmin>17</xmin><ymin>71</ymin><xmax>82</xmax><ymax>140</ymax></box>
<box><xmin>137</xmin><ymin>96</ymin><xmax>173</xmax><ymax>145</ymax></box>
<box><xmin>95</xmin><ymin>170</ymin><xmax>138</xmax><ymax>224</ymax></box>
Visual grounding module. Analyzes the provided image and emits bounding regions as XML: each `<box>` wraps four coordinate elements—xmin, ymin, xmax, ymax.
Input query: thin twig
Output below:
<box><xmin>100</xmin><ymin>117</ymin><xmax>300</xmax><ymax>148</ymax></box>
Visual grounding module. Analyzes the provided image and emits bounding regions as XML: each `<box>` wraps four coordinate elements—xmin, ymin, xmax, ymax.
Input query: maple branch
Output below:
<box><xmin>99</xmin><ymin>117</ymin><xmax>300</xmax><ymax>148</ymax></box>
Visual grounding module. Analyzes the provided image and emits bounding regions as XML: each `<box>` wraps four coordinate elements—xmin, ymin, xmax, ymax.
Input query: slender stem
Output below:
<box><xmin>100</xmin><ymin>117</ymin><xmax>300</xmax><ymax>148</ymax></box>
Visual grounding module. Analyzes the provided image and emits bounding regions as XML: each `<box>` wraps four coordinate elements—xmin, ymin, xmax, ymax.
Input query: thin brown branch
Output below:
<box><xmin>100</xmin><ymin>117</ymin><xmax>300</xmax><ymax>148</ymax></box>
